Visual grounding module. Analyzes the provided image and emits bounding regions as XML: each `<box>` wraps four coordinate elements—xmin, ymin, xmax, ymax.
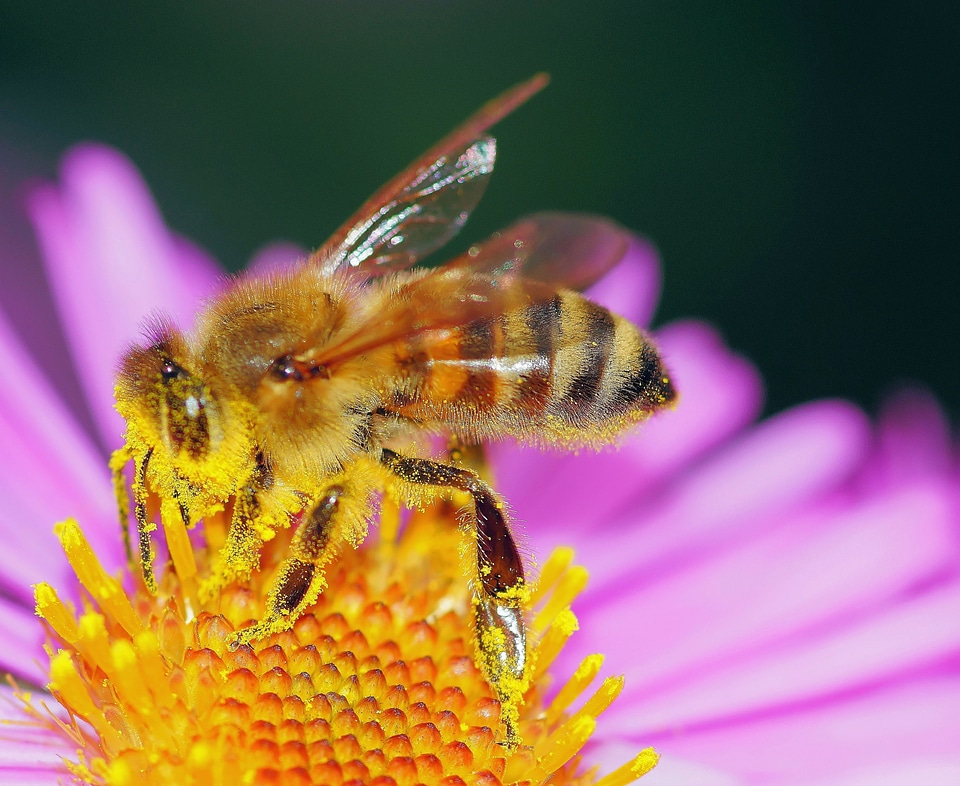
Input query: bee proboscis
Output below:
<box><xmin>113</xmin><ymin>73</ymin><xmax>676</xmax><ymax>744</ymax></box>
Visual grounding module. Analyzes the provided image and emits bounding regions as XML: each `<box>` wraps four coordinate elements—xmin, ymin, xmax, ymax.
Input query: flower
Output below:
<box><xmin>1</xmin><ymin>143</ymin><xmax>958</xmax><ymax>784</ymax></box>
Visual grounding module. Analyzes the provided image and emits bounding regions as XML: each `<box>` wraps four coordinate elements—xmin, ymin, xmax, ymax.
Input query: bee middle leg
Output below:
<box><xmin>380</xmin><ymin>448</ymin><xmax>528</xmax><ymax>745</ymax></box>
<box><xmin>231</xmin><ymin>485</ymin><xmax>345</xmax><ymax>646</ymax></box>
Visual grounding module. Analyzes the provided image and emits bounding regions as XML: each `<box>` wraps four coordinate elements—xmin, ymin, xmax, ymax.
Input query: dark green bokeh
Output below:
<box><xmin>1</xmin><ymin>2</ymin><xmax>957</xmax><ymax>420</ymax></box>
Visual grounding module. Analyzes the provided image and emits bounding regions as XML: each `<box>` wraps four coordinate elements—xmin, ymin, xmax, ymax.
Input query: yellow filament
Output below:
<box><xmin>566</xmin><ymin>675</ymin><xmax>625</xmax><ymax>729</ymax></box>
<box><xmin>547</xmin><ymin>653</ymin><xmax>604</xmax><ymax>725</ymax></box>
<box><xmin>48</xmin><ymin>650</ymin><xmax>123</xmax><ymax>748</ymax></box>
<box><xmin>378</xmin><ymin>492</ymin><xmax>401</xmax><ymax>544</ymax></box>
<box><xmin>34</xmin><ymin>583</ymin><xmax>79</xmax><ymax>644</ymax></box>
<box><xmin>132</xmin><ymin>630</ymin><xmax>177</xmax><ymax>710</ymax></box>
<box><xmin>55</xmin><ymin>520</ymin><xmax>141</xmax><ymax>637</ymax></box>
<box><xmin>36</xmin><ymin>508</ymin><xmax>660</xmax><ymax>785</ymax></box>
<box><xmin>532</xmin><ymin>608</ymin><xmax>579</xmax><ymax>681</ymax></box>
<box><xmin>594</xmin><ymin>749</ymin><xmax>661</xmax><ymax>786</ymax></box>
<box><xmin>160</xmin><ymin>499</ymin><xmax>198</xmax><ymax>578</ymax></box>
<box><xmin>77</xmin><ymin>613</ymin><xmax>113</xmax><ymax>674</ymax></box>
<box><xmin>533</xmin><ymin>565</ymin><xmax>589</xmax><ymax>635</ymax></box>
<box><xmin>536</xmin><ymin>715</ymin><xmax>597</xmax><ymax>778</ymax></box>
<box><xmin>531</xmin><ymin>545</ymin><xmax>575</xmax><ymax>605</ymax></box>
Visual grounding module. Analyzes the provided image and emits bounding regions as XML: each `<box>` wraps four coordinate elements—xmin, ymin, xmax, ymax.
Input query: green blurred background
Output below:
<box><xmin>1</xmin><ymin>2</ymin><xmax>957</xmax><ymax>420</ymax></box>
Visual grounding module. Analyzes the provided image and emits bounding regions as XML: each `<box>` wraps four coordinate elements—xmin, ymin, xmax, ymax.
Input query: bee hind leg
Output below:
<box><xmin>380</xmin><ymin>448</ymin><xmax>528</xmax><ymax>748</ymax></box>
<box><xmin>230</xmin><ymin>485</ymin><xmax>345</xmax><ymax>648</ymax></box>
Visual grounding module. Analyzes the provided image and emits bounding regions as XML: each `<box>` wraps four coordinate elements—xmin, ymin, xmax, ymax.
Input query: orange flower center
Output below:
<box><xmin>27</xmin><ymin>503</ymin><xmax>657</xmax><ymax>785</ymax></box>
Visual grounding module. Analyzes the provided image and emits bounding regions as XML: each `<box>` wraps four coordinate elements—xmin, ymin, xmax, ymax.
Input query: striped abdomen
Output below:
<box><xmin>389</xmin><ymin>290</ymin><xmax>675</xmax><ymax>444</ymax></box>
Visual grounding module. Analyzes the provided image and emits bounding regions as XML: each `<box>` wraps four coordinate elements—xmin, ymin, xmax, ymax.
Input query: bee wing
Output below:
<box><xmin>446</xmin><ymin>211</ymin><xmax>634</xmax><ymax>291</ymax></box>
<box><xmin>312</xmin><ymin>212</ymin><xmax>635</xmax><ymax>369</ymax></box>
<box><xmin>309</xmin><ymin>74</ymin><xmax>549</xmax><ymax>278</ymax></box>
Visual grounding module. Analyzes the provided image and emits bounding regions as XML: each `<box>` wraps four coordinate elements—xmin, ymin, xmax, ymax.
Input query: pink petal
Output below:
<box><xmin>491</xmin><ymin>321</ymin><xmax>762</xmax><ymax>547</ymax></box>
<box><xmin>578</xmin><ymin>400</ymin><xmax>872</xmax><ymax>587</ymax></box>
<box><xmin>26</xmin><ymin>144</ymin><xmax>222</xmax><ymax>450</ymax></box>
<box><xmin>244</xmin><ymin>241</ymin><xmax>307</xmax><ymax>277</ymax></box>
<box><xmin>0</xmin><ymin>308</ymin><xmax>120</xmax><ymax>596</ymax></box>
<box><xmin>584</xmin><ymin>235</ymin><xmax>662</xmax><ymax>327</ymax></box>
<box><xmin>627</xmin><ymin>675</ymin><xmax>960</xmax><ymax>785</ymax></box>
<box><xmin>565</xmin><ymin>480</ymin><xmax>958</xmax><ymax>705</ymax></box>
<box><xmin>607</xmin><ymin>577</ymin><xmax>960</xmax><ymax>734</ymax></box>
<box><xmin>863</xmin><ymin>388</ymin><xmax>954</xmax><ymax>488</ymax></box>
<box><xmin>0</xmin><ymin>597</ymin><xmax>46</xmax><ymax>683</ymax></box>
<box><xmin>793</xmin><ymin>760</ymin><xmax>960</xmax><ymax>786</ymax></box>
<box><xmin>0</xmin><ymin>687</ymin><xmax>72</xmax><ymax>782</ymax></box>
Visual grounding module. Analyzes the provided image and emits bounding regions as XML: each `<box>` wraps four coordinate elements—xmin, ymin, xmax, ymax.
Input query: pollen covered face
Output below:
<box><xmin>114</xmin><ymin>325</ymin><xmax>257</xmax><ymax>527</ymax></box>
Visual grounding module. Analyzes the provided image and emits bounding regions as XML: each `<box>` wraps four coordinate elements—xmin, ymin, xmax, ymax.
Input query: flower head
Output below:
<box><xmin>0</xmin><ymin>143</ymin><xmax>959</xmax><ymax>785</ymax></box>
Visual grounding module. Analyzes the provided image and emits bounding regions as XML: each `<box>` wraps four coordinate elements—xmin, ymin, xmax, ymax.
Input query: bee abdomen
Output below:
<box><xmin>393</xmin><ymin>290</ymin><xmax>675</xmax><ymax>443</ymax></box>
<box><xmin>535</xmin><ymin>293</ymin><xmax>675</xmax><ymax>435</ymax></box>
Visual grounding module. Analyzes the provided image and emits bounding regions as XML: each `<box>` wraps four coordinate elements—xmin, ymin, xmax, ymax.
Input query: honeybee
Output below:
<box><xmin>112</xmin><ymin>73</ymin><xmax>675</xmax><ymax>741</ymax></box>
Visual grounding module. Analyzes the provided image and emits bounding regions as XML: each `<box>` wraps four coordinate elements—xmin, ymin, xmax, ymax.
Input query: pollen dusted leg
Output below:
<box><xmin>379</xmin><ymin>448</ymin><xmax>528</xmax><ymax>746</ymax></box>
<box><xmin>231</xmin><ymin>485</ymin><xmax>345</xmax><ymax>646</ymax></box>
<box><xmin>133</xmin><ymin>448</ymin><xmax>158</xmax><ymax>595</ymax></box>
<box><xmin>198</xmin><ymin>487</ymin><xmax>264</xmax><ymax>603</ymax></box>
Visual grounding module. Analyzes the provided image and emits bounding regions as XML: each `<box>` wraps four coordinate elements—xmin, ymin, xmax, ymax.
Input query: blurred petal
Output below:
<box><xmin>608</xmin><ymin>577</ymin><xmax>960</xmax><ymax>733</ymax></box>
<box><xmin>584</xmin><ymin>235</ymin><xmax>661</xmax><ymax>327</ymax></box>
<box><xmin>26</xmin><ymin>144</ymin><xmax>221</xmax><ymax>449</ymax></box>
<box><xmin>635</xmin><ymin>676</ymin><xmax>960</xmax><ymax>785</ymax></box>
<box><xmin>244</xmin><ymin>241</ymin><xmax>307</xmax><ymax>277</ymax></box>
<box><xmin>0</xmin><ymin>308</ymin><xmax>119</xmax><ymax>597</ymax></box>
<box><xmin>580</xmin><ymin>400</ymin><xmax>872</xmax><ymax>586</ymax></box>
<box><xmin>0</xmin><ymin>596</ymin><xmax>45</xmax><ymax>683</ymax></box>
<box><xmin>566</xmin><ymin>480</ymin><xmax>958</xmax><ymax>704</ymax></box>
<box><xmin>864</xmin><ymin>388</ymin><xmax>954</xmax><ymax>488</ymax></box>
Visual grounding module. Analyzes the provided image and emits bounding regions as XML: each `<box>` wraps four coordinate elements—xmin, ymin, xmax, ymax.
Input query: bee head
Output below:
<box><xmin>115</xmin><ymin>325</ymin><xmax>254</xmax><ymax>508</ymax></box>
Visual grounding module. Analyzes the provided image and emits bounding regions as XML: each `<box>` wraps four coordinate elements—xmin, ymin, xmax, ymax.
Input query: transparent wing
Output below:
<box><xmin>309</xmin><ymin>73</ymin><xmax>549</xmax><ymax>278</ymax></box>
<box><xmin>448</xmin><ymin>211</ymin><xmax>634</xmax><ymax>291</ymax></box>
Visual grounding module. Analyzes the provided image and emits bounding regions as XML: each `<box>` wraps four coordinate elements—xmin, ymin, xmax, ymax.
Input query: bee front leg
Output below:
<box><xmin>231</xmin><ymin>485</ymin><xmax>345</xmax><ymax>647</ymax></box>
<box><xmin>199</xmin><ymin>486</ymin><xmax>264</xmax><ymax>603</ymax></box>
<box><xmin>380</xmin><ymin>449</ymin><xmax>528</xmax><ymax>747</ymax></box>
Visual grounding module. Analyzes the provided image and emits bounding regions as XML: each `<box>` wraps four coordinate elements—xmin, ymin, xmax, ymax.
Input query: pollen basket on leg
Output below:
<box><xmin>34</xmin><ymin>507</ymin><xmax>657</xmax><ymax>785</ymax></box>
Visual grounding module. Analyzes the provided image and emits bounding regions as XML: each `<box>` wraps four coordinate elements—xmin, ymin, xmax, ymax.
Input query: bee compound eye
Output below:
<box><xmin>160</xmin><ymin>360</ymin><xmax>183</xmax><ymax>381</ymax></box>
<box><xmin>270</xmin><ymin>355</ymin><xmax>327</xmax><ymax>382</ymax></box>
<box><xmin>270</xmin><ymin>355</ymin><xmax>298</xmax><ymax>381</ymax></box>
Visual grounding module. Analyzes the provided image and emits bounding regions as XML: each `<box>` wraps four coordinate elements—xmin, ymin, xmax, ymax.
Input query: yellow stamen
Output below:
<box><xmin>54</xmin><ymin>519</ymin><xmax>141</xmax><ymax>636</ymax></box>
<box><xmin>33</xmin><ymin>582</ymin><xmax>79</xmax><ymax>644</ymax></box>
<box><xmin>529</xmin><ymin>546</ymin><xmax>575</xmax><ymax>605</ymax></box>
<box><xmin>546</xmin><ymin>653</ymin><xmax>604</xmax><ymax>724</ymax></box>
<box><xmin>594</xmin><ymin>749</ymin><xmax>661</xmax><ymax>786</ymax></box>
<box><xmin>29</xmin><ymin>504</ymin><xmax>658</xmax><ymax>785</ymax></box>
<box><xmin>531</xmin><ymin>608</ymin><xmax>579</xmax><ymax>681</ymax></box>
<box><xmin>532</xmin><ymin>564</ymin><xmax>589</xmax><ymax>635</ymax></box>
